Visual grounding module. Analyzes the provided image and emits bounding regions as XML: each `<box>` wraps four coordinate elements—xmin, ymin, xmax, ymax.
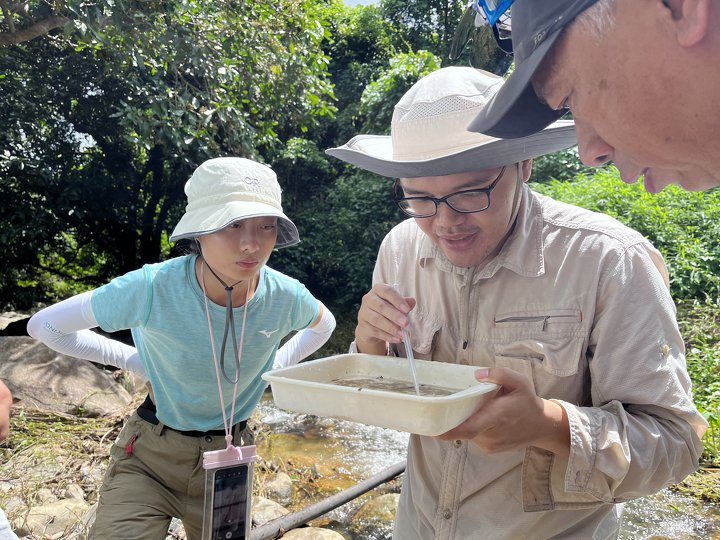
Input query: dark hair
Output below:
<box><xmin>171</xmin><ymin>238</ymin><xmax>200</xmax><ymax>256</ymax></box>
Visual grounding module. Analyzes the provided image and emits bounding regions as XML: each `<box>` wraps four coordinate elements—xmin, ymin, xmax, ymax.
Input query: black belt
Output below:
<box><xmin>136</xmin><ymin>394</ymin><xmax>246</xmax><ymax>437</ymax></box>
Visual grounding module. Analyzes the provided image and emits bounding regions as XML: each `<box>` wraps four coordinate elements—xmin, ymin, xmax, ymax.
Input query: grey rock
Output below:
<box><xmin>4</xmin><ymin>496</ymin><xmax>25</xmax><ymax>514</ymax></box>
<box><xmin>281</xmin><ymin>527</ymin><xmax>346</xmax><ymax>539</ymax></box>
<box><xmin>264</xmin><ymin>471</ymin><xmax>294</xmax><ymax>505</ymax></box>
<box><xmin>63</xmin><ymin>484</ymin><xmax>85</xmax><ymax>501</ymax></box>
<box><xmin>251</xmin><ymin>495</ymin><xmax>290</xmax><ymax>526</ymax></box>
<box><xmin>349</xmin><ymin>493</ymin><xmax>399</xmax><ymax>539</ymax></box>
<box><xmin>0</xmin><ymin>337</ymin><xmax>131</xmax><ymax>417</ymax></box>
<box><xmin>34</xmin><ymin>488</ymin><xmax>56</xmax><ymax>504</ymax></box>
<box><xmin>11</xmin><ymin>498</ymin><xmax>90</xmax><ymax>539</ymax></box>
<box><xmin>353</xmin><ymin>492</ymin><xmax>400</xmax><ymax>522</ymax></box>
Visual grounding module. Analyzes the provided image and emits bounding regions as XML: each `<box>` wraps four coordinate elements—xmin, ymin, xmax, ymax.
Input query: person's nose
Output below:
<box><xmin>236</xmin><ymin>229</ymin><xmax>259</xmax><ymax>252</ymax></box>
<box><xmin>433</xmin><ymin>200</ymin><xmax>465</xmax><ymax>227</ymax></box>
<box><xmin>575</xmin><ymin>118</ymin><xmax>614</xmax><ymax>167</ymax></box>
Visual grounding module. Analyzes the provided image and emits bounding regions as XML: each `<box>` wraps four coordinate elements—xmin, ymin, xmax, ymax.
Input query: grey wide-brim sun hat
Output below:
<box><xmin>170</xmin><ymin>157</ymin><xmax>300</xmax><ymax>248</ymax></box>
<box><xmin>325</xmin><ymin>67</ymin><xmax>577</xmax><ymax>179</ymax></box>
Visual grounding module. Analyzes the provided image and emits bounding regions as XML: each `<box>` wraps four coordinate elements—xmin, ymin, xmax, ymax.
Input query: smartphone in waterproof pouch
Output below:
<box><xmin>202</xmin><ymin>445</ymin><xmax>257</xmax><ymax>540</ymax></box>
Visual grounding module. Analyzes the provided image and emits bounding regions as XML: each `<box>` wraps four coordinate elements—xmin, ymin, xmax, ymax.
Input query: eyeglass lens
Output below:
<box><xmin>399</xmin><ymin>191</ymin><xmax>491</xmax><ymax>217</ymax></box>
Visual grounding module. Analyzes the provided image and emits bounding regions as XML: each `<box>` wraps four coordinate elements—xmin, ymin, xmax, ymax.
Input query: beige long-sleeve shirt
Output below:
<box><xmin>374</xmin><ymin>187</ymin><xmax>706</xmax><ymax>540</ymax></box>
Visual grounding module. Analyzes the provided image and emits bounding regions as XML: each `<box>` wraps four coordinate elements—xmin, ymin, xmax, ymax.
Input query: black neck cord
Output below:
<box><xmin>200</xmin><ymin>256</ymin><xmax>246</xmax><ymax>384</ymax></box>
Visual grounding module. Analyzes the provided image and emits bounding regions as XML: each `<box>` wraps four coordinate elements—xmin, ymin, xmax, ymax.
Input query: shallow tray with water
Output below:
<box><xmin>262</xmin><ymin>353</ymin><xmax>500</xmax><ymax>436</ymax></box>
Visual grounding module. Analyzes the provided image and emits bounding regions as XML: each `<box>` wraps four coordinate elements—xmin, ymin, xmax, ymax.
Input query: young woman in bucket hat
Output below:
<box><xmin>27</xmin><ymin>157</ymin><xmax>335</xmax><ymax>539</ymax></box>
<box><xmin>327</xmin><ymin>66</ymin><xmax>705</xmax><ymax>540</ymax></box>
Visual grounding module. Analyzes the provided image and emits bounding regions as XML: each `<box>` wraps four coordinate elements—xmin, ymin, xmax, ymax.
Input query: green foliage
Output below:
<box><xmin>676</xmin><ymin>301</ymin><xmax>720</xmax><ymax>465</ymax></box>
<box><xmin>272</xmin><ymin>168</ymin><xmax>404</xmax><ymax>316</ymax></box>
<box><xmin>359</xmin><ymin>51</ymin><xmax>441</xmax><ymax>134</ymax></box>
<box><xmin>381</xmin><ymin>0</ymin><xmax>462</xmax><ymax>60</ymax></box>
<box><xmin>319</xmin><ymin>0</ymin><xmax>402</xmax><ymax>144</ymax></box>
<box><xmin>94</xmin><ymin>0</ymin><xmax>336</xmax><ymax>158</ymax></box>
<box><xmin>531</xmin><ymin>147</ymin><xmax>597</xmax><ymax>184</ymax></box>
<box><xmin>531</xmin><ymin>169</ymin><xmax>720</xmax><ymax>303</ymax></box>
<box><xmin>447</xmin><ymin>3</ymin><xmax>512</xmax><ymax>73</ymax></box>
<box><xmin>270</xmin><ymin>137</ymin><xmax>336</xmax><ymax>204</ymax></box>
<box><xmin>380</xmin><ymin>0</ymin><xmax>508</xmax><ymax>69</ymax></box>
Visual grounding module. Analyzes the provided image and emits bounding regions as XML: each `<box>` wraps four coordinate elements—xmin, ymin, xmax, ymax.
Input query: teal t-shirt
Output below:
<box><xmin>91</xmin><ymin>255</ymin><xmax>318</xmax><ymax>431</ymax></box>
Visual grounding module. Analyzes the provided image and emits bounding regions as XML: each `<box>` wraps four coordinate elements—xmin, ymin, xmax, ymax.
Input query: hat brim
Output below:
<box><xmin>467</xmin><ymin>29</ymin><xmax>564</xmax><ymax>139</ymax></box>
<box><xmin>169</xmin><ymin>202</ymin><xmax>300</xmax><ymax>249</ymax></box>
<box><xmin>325</xmin><ymin>119</ymin><xmax>576</xmax><ymax>178</ymax></box>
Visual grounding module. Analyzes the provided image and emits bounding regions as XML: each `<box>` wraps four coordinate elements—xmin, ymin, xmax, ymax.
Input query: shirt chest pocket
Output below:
<box><xmin>490</xmin><ymin>309</ymin><xmax>588</xmax><ymax>397</ymax></box>
<box><xmin>397</xmin><ymin>312</ymin><xmax>443</xmax><ymax>361</ymax></box>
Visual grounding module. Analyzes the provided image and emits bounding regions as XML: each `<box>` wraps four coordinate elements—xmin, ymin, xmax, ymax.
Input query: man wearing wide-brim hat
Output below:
<box><xmin>326</xmin><ymin>66</ymin><xmax>705</xmax><ymax>540</ymax></box>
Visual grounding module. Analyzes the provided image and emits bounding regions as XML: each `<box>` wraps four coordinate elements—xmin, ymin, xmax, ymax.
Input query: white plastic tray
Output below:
<box><xmin>262</xmin><ymin>354</ymin><xmax>499</xmax><ymax>436</ymax></box>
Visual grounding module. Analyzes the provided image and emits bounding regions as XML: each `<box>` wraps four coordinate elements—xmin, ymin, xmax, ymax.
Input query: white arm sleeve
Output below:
<box><xmin>273</xmin><ymin>302</ymin><xmax>336</xmax><ymax>369</ymax></box>
<box><xmin>26</xmin><ymin>291</ymin><xmax>147</xmax><ymax>380</ymax></box>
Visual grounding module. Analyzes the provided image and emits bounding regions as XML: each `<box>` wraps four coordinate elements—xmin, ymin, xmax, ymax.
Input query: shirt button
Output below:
<box><xmin>443</xmin><ymin>508</ymin><xmax>453</xmax><ymax>520</ymax></box>
<box><xmin>454</xmin><ymin>440</ymin><xmax>462</xmax><ymax>448</ymax></box>
<box><xmin>205</xmin><ymin>436</ymin><xmax>213</xmax><ymax>443</ymax></box>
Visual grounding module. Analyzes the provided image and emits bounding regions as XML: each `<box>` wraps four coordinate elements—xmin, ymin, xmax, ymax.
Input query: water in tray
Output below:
<box><xmin>331</xmin><ymin>376</ymin><xmax>457</xmax><ymax>397</ymax></box>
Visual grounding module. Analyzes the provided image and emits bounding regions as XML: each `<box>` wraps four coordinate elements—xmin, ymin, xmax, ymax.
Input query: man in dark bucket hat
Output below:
<box><xmin>327</xmin><ymin>66</ymin><xmax>705</xmax><ymax>539</ymax></box>
<box><xmin>470</xmin><ymin>0</ymin><xmax>720</xmax><ymax>194</ymax></box>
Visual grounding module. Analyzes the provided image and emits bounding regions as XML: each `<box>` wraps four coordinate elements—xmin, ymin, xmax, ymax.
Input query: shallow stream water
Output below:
<box><xmin>256</xmin><ymin>393</ymin><xmax>720</xmax><ymax>539</ymax></box>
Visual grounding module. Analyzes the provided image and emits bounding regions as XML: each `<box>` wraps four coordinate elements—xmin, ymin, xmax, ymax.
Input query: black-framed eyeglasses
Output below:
<box><xmin>393</xmin><ymin>166</ymin><xmax>507</xmax><ymax>218</ymax></box>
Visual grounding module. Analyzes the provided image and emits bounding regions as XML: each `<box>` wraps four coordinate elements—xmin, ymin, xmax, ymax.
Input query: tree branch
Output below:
<box><xmin>0</xmin><ymin>14</ymin><xmax>68</xmax><ymax>45</ymax></box>
<box><xmin>0</xmin><ymin>0</ymin><xmax>15</xmax><ymax>33</ymax></box>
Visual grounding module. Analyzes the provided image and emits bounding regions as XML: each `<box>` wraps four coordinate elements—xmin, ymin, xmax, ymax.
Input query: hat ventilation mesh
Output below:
<box><xmin>398</xmin><ymin>96</ymin><xmax>484</xmax><ymax>122</ymax></box>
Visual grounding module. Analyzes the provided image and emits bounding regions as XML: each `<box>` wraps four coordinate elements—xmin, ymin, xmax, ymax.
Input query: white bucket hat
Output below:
<box><xmin>169</xmin><ymin>157</ymin><xmax>300</xmax><ymax>248</ymax></box>
<box><xmin>325</xmin><ymin>66</ymin><xmax>577</xmax><ymax>178</ymax></box>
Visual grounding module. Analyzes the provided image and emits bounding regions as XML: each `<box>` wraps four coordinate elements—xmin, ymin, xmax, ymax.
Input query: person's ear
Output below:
<box><xmin>520</xmin><ymin>159</ymin><xmax>533</xmax><ymax>183</ymax></box>
<box><xmin>664</xmin><ymin>0</ymin><xmax>710</xmax><ymax>47</ymax></box>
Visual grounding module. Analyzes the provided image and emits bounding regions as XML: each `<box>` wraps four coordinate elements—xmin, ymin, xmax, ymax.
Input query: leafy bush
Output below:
<box><xmin>531</xmin><ymin>168</ymin><xmax>720</xmax><ymax>303</ymax></box>
<box><xmin>677</xmin><ymin>301</ymin><xmax>720</xmax><ymax>465</ymax></box>
<box><xmin>271</xmin><ymin>168</ymin><xmax>403</xmax><ymax>318</ymax></box>
<box><xmin>359</xmin><ymin>51</ymin><xmax>441</xmax><ymax>134</ymax></box>
<box><xmin>531</xmin><ymin>146</ymin><xmax>597</xmax><ymax>184</ymax></box>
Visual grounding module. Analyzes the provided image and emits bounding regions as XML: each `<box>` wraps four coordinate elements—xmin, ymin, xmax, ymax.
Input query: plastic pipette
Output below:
<box><xmin>394</xmin><ymin>283</ymin><xmax>420</xmax><ymax>396</ymax></box>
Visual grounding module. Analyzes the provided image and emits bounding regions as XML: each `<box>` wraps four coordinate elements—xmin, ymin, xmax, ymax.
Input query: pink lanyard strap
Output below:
<box><xmin>200</xmin><ymin>264</ymin><xmax>251</xmax><ymax>445</ymax></box>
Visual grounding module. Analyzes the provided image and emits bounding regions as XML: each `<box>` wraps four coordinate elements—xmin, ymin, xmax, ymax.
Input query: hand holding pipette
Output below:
<box><xmin>354</xmin><ymin>283</ymin><xmax>417</xmax><ymax>357</ymax></box>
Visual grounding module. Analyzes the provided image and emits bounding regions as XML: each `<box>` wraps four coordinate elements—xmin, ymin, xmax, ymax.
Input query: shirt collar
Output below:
<box><xmin>417</xmin><ymin>185</ymin><xmax>545</xmax><ymax>281</ymax></box>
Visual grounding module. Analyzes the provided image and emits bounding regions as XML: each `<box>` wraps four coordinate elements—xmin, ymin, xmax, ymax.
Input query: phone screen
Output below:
<box><xmin>211</xmin><ymin>465</ymin><xmax>250</xmax><ymax>540</ymax></box>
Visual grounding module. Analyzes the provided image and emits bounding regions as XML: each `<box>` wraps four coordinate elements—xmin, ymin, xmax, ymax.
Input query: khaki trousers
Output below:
<box><xmin>90</xmin><ymin>412</ymin><xmax>245</xmax><ymax>540</ymax></box>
